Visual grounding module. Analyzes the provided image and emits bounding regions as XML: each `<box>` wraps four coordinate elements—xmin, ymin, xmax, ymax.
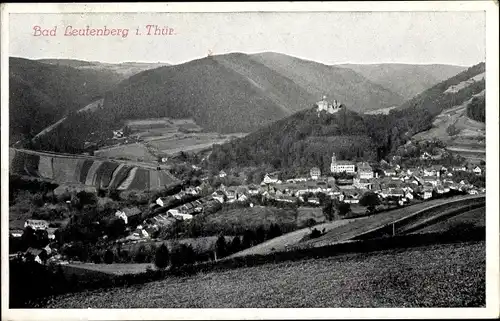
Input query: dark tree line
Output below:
<box><xmin>466</xmin><ymin>95</ymin><xmax>485</xmax><ymax>123</ymax></box>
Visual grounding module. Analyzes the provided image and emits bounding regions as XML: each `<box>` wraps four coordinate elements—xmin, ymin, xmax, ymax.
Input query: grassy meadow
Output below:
<box><xmin>44</xmin><ymin>241</ymin><xmax>485</xmax><ymax>308</ymax></box>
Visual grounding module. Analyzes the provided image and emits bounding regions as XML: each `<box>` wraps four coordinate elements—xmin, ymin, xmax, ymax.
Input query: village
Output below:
<box><xmin>12</xmin><ymin>143</ymin><xmax>486</xmax><ymax>266</ymax></box>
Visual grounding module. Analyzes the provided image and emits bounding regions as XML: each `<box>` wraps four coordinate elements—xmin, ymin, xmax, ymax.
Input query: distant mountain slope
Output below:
<box><xmin>408</xmin><ymin>67</ymin><xmax>486</xmax><ymax>163</ymax></box>
<box><xmin>9</xmin><ymin>57</ymin><xmax>123</xmax><ymax>143</ymax></box>
<box><xmin>336</xmin><ymin>63</ymin><xmax>467</xmax><ymax>100</ymax></box>
<box><xmin>250</xmin><ymin>52</ymin><xmax>405</xmax><ymax>113</ymax></box>
<box><xmin>103</xmin><ymin>53</ymin><xmax>316</xmax><ymax>133</ymax></box>
<box><xmin>38</xmin><ymin>59</ymin><xmax>171</xmax><ymax>79</ymax></box>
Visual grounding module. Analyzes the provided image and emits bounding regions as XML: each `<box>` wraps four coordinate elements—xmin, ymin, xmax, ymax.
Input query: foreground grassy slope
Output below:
<box><xmin>45</xmin><ymin>241</ymin><xmax>485</xmax><ymax>308</ymax></box>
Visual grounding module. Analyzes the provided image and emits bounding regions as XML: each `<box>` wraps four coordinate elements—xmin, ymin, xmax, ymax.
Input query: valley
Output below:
<box><xmin>8</xmin><ymin>53</ymin><xmax>488</xmax><ymax>310</ymax></box>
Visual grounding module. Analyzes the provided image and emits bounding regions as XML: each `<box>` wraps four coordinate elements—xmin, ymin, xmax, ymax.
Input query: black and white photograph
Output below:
<box><xmin>1</xmin><ymin>2</ymin><xmax>499</xmax><ymax>319</ymax></box>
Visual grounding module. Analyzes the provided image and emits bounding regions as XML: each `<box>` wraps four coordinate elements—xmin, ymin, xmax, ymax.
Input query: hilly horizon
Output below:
<box><xmin>250</xmin><ymin>52</ymin><xmax>406</xmax><ymax>113</ymax></box>
<box><xmin>102</xmin><ymin>52</ymin><xmax>406</xmax><ymax>133</ymax></box>
<box><xmin>336</xmin><ymin>63</ymin><xmax>468</xmax><ymax>100</ymax></box>
<box><xmin>37</xmin><ymin>58</ymin><xmax>171</xmax><ymax>79</ymax></box>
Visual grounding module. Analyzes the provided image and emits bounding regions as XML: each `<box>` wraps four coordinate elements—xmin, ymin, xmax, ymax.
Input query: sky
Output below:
<box><xmin>9</xmin><ymin>11</ymin><xmax>486</xmax><ymax>66</ymax></box>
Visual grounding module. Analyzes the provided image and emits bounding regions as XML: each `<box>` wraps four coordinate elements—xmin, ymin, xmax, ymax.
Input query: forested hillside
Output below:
<box><xmin>9</xmin><ymin>57</ymin><xmax>122</xmax><ymax>143</ymax></box>
<box><xmin>102</xmin><ymin>52</ymin><xmax>405</xmax><ymax>133</ymax></box>
<box><xmin>208</xmin><ymin>108</ymin><xmax>388</xmax><ymax>173</ymax></box>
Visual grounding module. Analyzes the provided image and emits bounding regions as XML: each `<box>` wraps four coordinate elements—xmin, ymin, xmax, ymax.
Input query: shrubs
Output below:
<box><xmin>215</xmin><ymin>235</ymin><xmax>227</xmax><ymax>260</ymax></box>
<box><xmin>154</xmin><ymin>244</ymin><xmax>170</xmax><ymax>270</ymax></box>
<box><xmin>309</xmin><ymin>228</ymin><xmax>323</xmax><ymax>239</ymax></box>
<box><xmin>170</xmin><ymin>244</ymin><xmax>196</xmax><ymax>267</ymax></box>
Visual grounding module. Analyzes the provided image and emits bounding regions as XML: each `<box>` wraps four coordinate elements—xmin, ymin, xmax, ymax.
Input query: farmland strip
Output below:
<box><xmin>108</xmin><ymin>164</ymin><xmax>126</xmax><ymax>189</ymax></box>
<box><xmin>24</xmin><ymin>153</ymin><xmax>40</xmax><ymax>177</ymax></box>
<box><xmin>97</xmin><ymin>162</ymin><xmax>120</xmax><ymax>188</ymax></box>
<box><xmin>149</xmin><ymin>170</ymin><xmax>160</xmax><ymax>190</ymax></box>
<box><xmin>117</xmin><ymin>167</ymin><xmax>138</xmax><ymax>190</ymax></box>
<box><xmin>85</xmin><ymin>161</ymin><xmax>104</xmax><ymax>186</ymax></box>
<box><xmin>38</xmin><ymin>156</ymin><xmax>54</xmax><ymax>179</ymax></box>
<box><xmin>10</xmin><ymin>150</ymin><xmax>26</xmax><ymax>174</ymax></box>
<box><xmin>53</xmin><ymin>157</ymin><xmax>80</xmax><ymax>183</ymax></box>
<box><xmin>127</xmin><ymin>168</ymin><xmax>149</xmax><ymax>190</ymax></box>
<box><xmin>79</xmin><ymin>160</ymin><xmax>94</xmax><ymax>184</ymax></box>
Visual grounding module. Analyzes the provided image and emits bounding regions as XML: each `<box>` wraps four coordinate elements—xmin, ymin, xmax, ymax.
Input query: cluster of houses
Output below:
<box><xmin>252</xmin><ymin>153</ymin><xmax>485</xmax><ymax>206</ymax></box>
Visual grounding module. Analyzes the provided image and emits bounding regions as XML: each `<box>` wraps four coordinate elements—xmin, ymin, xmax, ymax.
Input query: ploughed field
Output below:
<box><xmin>45</xmin><ymin>241</ymin><xmax>485</xmax><ymax>308</ymax></box>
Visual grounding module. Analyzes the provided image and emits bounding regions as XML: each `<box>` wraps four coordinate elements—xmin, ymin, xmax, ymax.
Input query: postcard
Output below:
<box><xmin>1</xmin><ymin>2</ymin><xmax>499</xmax><ymax>320</ymax></box>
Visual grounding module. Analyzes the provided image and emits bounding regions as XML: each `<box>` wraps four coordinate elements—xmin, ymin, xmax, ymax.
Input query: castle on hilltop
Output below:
<box><xmin>315</xmin><ymin>95</ymin><xmax>342</xmax><ymax>114</ymax></box>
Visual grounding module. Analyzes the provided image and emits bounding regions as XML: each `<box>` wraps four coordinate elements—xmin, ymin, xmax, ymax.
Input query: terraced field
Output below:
<box><xmin>9</xmin><ymin>148</ymin><xmax>179</xmax><ymax>191</ymax></box>
<box><xmin>45</xmin><ymin>241</ymin><xmax>485</xmax><ymax>308</ymax></box>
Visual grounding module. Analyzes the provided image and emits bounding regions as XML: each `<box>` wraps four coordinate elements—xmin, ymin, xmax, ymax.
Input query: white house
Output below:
<box><xmin>212</xmin><ymin>190</ymin><xmax>226</xmax><ymax>203</ymax></box>
<box><xmin>310</xmin><ymin>167</ymin><xmax>321</xmax><ymax>180</ymax></box>
<box><xmin>357</xmin><ymin>162</ymin><xmax>374</xmax><ymax>179</ymax></box>
<box><xmin>383</xmin><ymin>169</ymin><xmax>397</xmax><ymax>177</ymax></box>
<box><xmin>420</xmin><ymin>152</ymin><xmax>432</xmax><ymax>160</ymax></box>
<box><xmin>167</xmin><ymin>209</ymin><xmax>193</xmax><ymax>220</ymax></box>
<box><xmin>156</xmin><ymin>197</ymin><xmax>171</xmax><ymax>207</ymax></box>
<box><xmin>219</xmin><ymin>170</ymin><xmax>227</xmax><ymax>178</ymax></box>
<box><xmin>24</xmin><ymin>219</ymin><xmax>48</xmax><ymax>230</ymax></box>
<box><xmin>115</xmin><ymin>207</ymin><xmax>141</xmax><ymax>225</ymax></box>
<box><xmin>237</xmin><ymin>194</ymin><xmax>249</xmax><ymax>202</ymax></box>
<box><xmin>263</xmin><ymin>173</ymin><xmax>280</xmax><ymax>184</ymax></box>
<box><xmin>473</xmin><ymin>166</ymin><xmax>482</xmax><ymax>175</ymax></box>
<box><xmin>422</xmin><ymin>188</ymin><xmax>433</xmax><ymax>200</ymax></box>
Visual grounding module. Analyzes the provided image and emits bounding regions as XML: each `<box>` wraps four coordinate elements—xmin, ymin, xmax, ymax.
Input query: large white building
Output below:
<box><xmin>357</xmin><ymin>162</ymin><xmax>374</xmax><ymax>179</ymax></box>
<box><xmin>330</xmin><ymin>153</ymin><xmax>355</xmax><ymax>174</ymax></box>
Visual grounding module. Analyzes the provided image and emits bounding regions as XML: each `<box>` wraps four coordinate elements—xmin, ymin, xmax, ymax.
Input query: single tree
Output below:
<box><xmin>103</xmin><ymin>249</ymin><xmax>114</xmax><ymax>264</ymax></box>
<box><xmin>229</xmin><ymin>236</ymin><xmax>242</xmax><ymax>254</ymax></box>
<box><xmin>154</xmin><ymin>244</ymin><xmax>170</xmax><ymax>269</ymax></box>
<box><xmin>322</xmin><ymin>198</ymin><xmax>335</xmax><ymax>221</ymax></box>
<box><xmin>215</xmin><ymin>235</ymin><xmax>227</xmax><ymax>260</ymax></box>
<box><xmin>305</xmin><ymin>218</ymin><xmax>317</xmax><ymax>229</ymax></box>
<box><xmin>255</xmin><ymin>225</ymin><xmax>266</xmax><ymax>243</ymax></box>
<box><xmin>241</xmin><ymin>229</ymin><xmax>255</xmax><ymax>249</ymax></box>
<box><xmin>337</xmin><ymin>202</ymin><xmax>351</xmax><ymax>216</ymax></box>
<box><xmin>359</xmin><ymin>192</ymin><xmax>381</xmax><ymax>214</ymax></box>
<box><xmin>309</xmin><ymin>228</ymin><xmax>322</xmax><ymax>239</ymax></box>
